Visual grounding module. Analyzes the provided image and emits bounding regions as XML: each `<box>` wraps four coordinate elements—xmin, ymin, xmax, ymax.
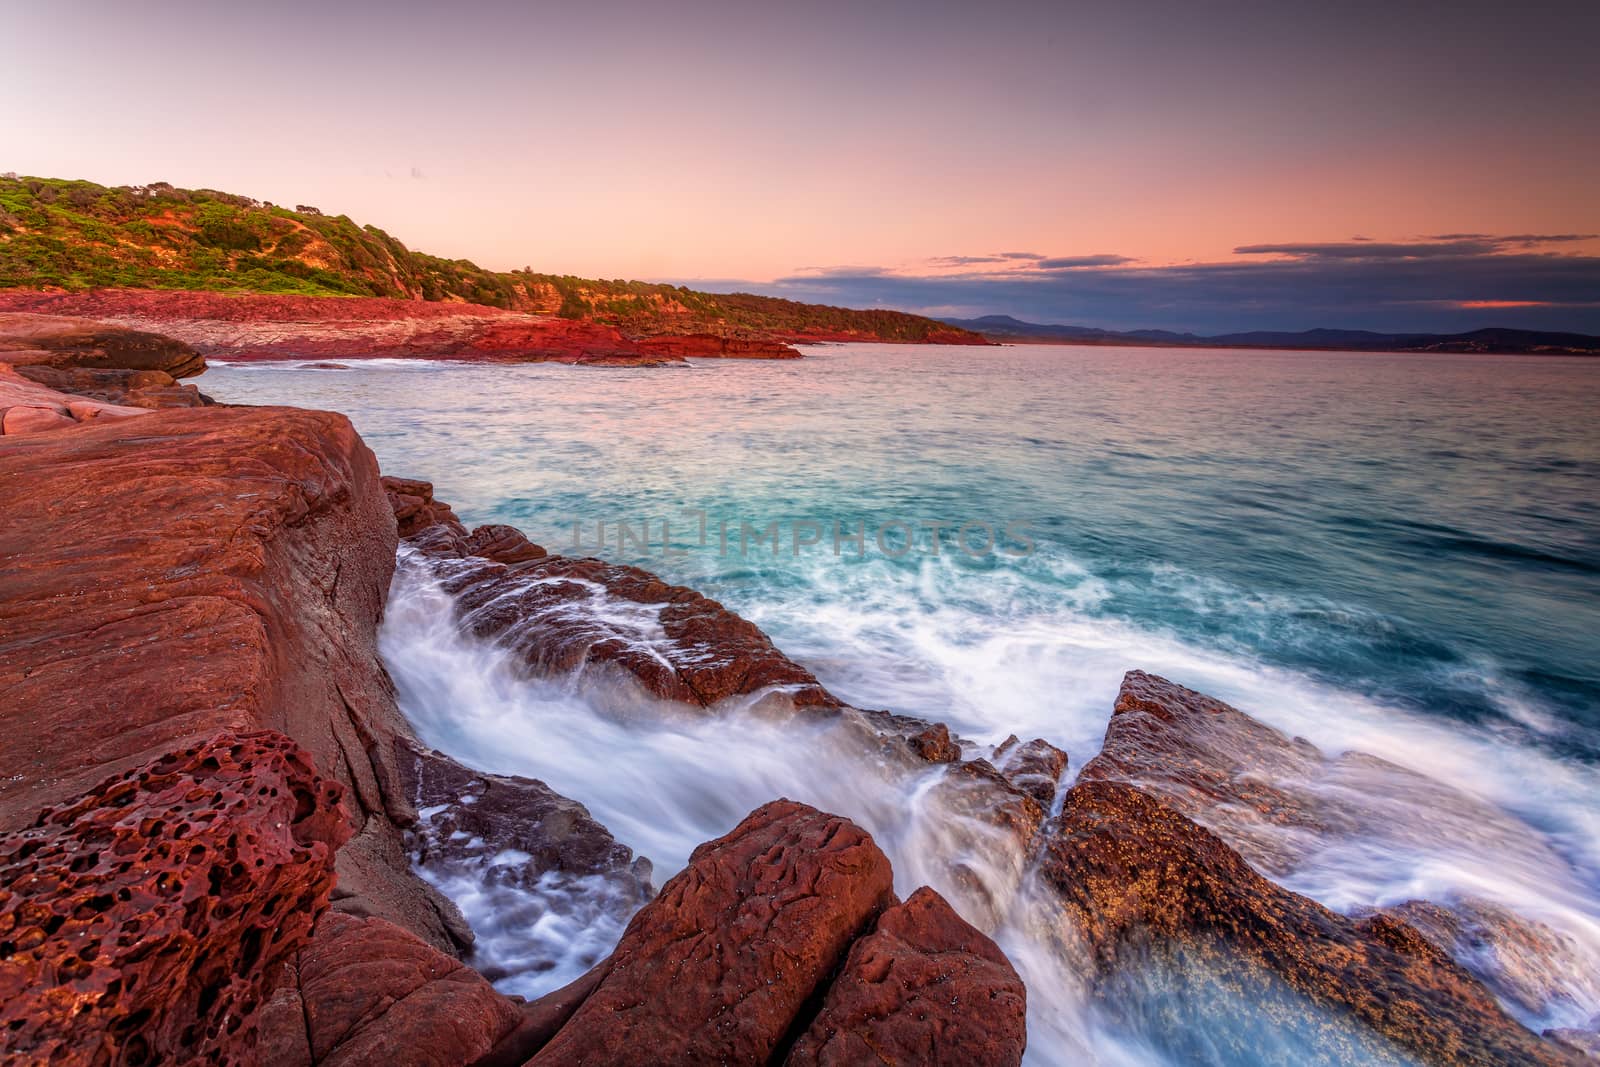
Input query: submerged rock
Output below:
<box><xmin>1038</xmin><ymin>780</ymin><xmax>1579</xmax><ymax>1066</ymax></box>
<box><xmin>385</xmin><ymin>477</ymin><xmax>838</xmax><ymax>711</ymax></box>
<box><xmin>1374</xmin><ymin>897</ymin><xmax>1600</xmax><ymax>1030</ymax></box>
<box><xmin>1079</xmin><ymin>670</ymin><xmax>1597</xmax><ymax>1027</ymax></box>
<box><xmin>786</xmin><ymin>885</ymin><xmax>1027</xmax><ymax>1066</ymax></box>
<box><xmin>0</xmin><ymin>732</ymin><xmax>347</xmax><ymax>1066</ymax></box>
<box><xmin>992</xmin><ymin>734</ymin><xmax>1069</xmax><ymax>809</ymax></box>
<box><xmin>399</xmin><ymin>742</ymin><xmax>654</xmax><ymax>986</ymax></box>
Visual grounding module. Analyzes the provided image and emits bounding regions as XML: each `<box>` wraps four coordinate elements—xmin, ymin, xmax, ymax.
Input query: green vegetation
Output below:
<box><xmin>0</xmin><ymin>175</ymin><xmax>978</xmax><ymax>342</ymax></box>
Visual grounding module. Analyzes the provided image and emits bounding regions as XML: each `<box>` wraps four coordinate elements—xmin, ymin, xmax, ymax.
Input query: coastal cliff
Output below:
<box><xmin>2</xmin><ymin>319</ymin><xmax>1591</xmax><ymax>1065</ymax></box>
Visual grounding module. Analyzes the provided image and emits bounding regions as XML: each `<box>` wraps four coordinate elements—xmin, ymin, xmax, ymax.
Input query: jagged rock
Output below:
<box><xmin>385</xmin><ymin>478</ymin><xmax>837</xmax><ymax>711</ymax></box>
<box><xmin>382</xmin><ymin>474</ymin><xmax>466</xmax><ymax>538</ymax></box>
<box><xmin>399</xmin><ymin>743</ymin><xmax>653</xmax><ymax>985</ymax></box>
<box><xmin>0</xmin><ymin>311</ymin><xmax>204</xmax><ymax>377</ymax></box>
<box><xmin>1078</xmin><ymin>671</ymin><xmax>1568</xmax><ymax>881</ymax></box>
<box><xmin>402</xmin><ymin>742</ymin><xmax>652</xmax><ymax>900</ymax></box>
<box><xmin>908</xmin><ymin>723</ymin><xmax>963</xmax><ymax>762</ymax></box>
<box><xmin>785</xmin><ymin>886</ymin><xmax>1027</xmax><ymax>1066</ymax></box>
<box><xmin>918</xmin><ymin>758</ymin><xmax>1046</xmax><ymax>931</ymax></box>
<box><xmin>1546</xmin><ymin>1025</ymin><xmax>1600</xmax><ymax>1060</ymax></box>
<box><xmin>13</xmin><ymin>363</ymin><xmax>211</xmax><ymax>408</ymax></box>
<box><xmin>992</xmin><ymin>734</ymin><xmax>1068</xmax><ymax>808</ymax></box>
<box><xmin>1039</xmin><ymin>780</ymin><xmax>1579</xmax><ymax>1066</ymax></box>
<box><xmin>1078</xmin><ymin>670</ymin><xmax>1596</xmax><ymax>1024</ymax></box>
<box><xmin>460</xmin><ymin>522</ymin><xmax>548</xmax><ymax>563</ymax></box>
<box><xmin>529</xmin><ymin>800</ymin><xmax>896</xmax><ymax>1065</ymax></box>
<box><xmin>0</xmin><ymin>732</ymin><xmax>347</xmax><ymax>1066</ymax></box>
<box><xmin>1375</xmin><ymin>897</ymin><xmax>1600</xmax><ymax>1027</ymax></box>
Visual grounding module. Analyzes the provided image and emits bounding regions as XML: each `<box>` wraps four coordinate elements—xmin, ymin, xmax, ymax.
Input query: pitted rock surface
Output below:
<box><xmin>0</xmin><ymin>732</ymin><xmax>347</xmax><ymax>1066</ymax></box>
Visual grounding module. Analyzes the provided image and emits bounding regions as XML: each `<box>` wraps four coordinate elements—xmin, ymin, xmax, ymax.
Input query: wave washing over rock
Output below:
<box><xmin>378</xmin><ymin>476</ymin><xmax>1596</xmax><ymax>1064</ymax></box>
<box><xmin>2</xmin><ymin>316</ymin><xmax>1595</xmax><ymax>1065</ymax></box>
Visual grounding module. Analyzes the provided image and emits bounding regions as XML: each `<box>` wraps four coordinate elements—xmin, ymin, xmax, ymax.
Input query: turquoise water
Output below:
<box><xmin>203</xmin><ymin>344</ymin><xmax>1600</xmax><ymax>1062</ymax></box>
<box><xmin>203</xmin><ymin>344</ymin><xmax>1600</xmax><ymax>755</ymax></box>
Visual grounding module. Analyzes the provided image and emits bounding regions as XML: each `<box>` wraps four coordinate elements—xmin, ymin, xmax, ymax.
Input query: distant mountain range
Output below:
<box><xmin>939</xmin><ymin>315</ymin><xmax>1600</xmax><ymax>355</ymax></box>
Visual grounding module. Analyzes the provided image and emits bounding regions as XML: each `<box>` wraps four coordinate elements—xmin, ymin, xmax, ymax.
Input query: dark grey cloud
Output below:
<box><xmin>686</xmin><ymin>244</ymin><xmax>1600</xmax><ymax>334</ymax></box>
<box><xmin>1235</xmin><ymin>239</ymin><xmax>1504</xmax><ymax>259</ymax></box>
<box><xmin>929</xmin><ymin>252</ymin><xmax>1131</xmax><ymax>269</ymax></box>
<box><xmin>1499</xmin><ymin>233</ymin><xmax>1599</xmax><ymax>245</ymax></box>
<box><xmin>1035</xmin><ymin>254</ymin><xmax>1135</xmax><ymax>269</ymax></box>
<box><xmin>1239</xmin><ymin>234</ymin><xmax>1600</xmax><ymax>261</ymax></box>
<box><xmin>928</xmin><ymin>255</ymin><xmax>1009</xmax><ymax>267</ymax></box>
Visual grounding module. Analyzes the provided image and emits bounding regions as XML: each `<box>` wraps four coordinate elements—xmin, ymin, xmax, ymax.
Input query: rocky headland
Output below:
<box><xmin>0</xmin><ymin>292</ymin><xmax>764</xmax><ymax>367</ymax></box>
<box><xmin>1</xmin><ymin>315</ymin><xmax>1594</xmax><ymax>1065</ymax></box>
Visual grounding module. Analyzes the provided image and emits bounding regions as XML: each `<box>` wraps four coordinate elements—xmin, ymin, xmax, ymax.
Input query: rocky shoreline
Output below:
<box><xmin>0</xmin><ymin>292</ymin><xmax>805</xmax><ymax>366</ymax></box>
<box><xmin>2</xmin><ymin>314</ymin><xmax>1595</xmax><ymax>1065</ymax></box>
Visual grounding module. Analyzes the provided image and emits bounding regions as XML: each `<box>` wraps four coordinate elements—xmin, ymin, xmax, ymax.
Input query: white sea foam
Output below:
<box><xmin>380</xmin><ymin>549</ymin><xmax>1600</xmax><ymax>1060</ymax></box>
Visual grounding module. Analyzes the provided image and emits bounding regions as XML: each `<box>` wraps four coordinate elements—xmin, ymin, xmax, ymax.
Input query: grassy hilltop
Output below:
<box><xmin>0</xmin><ymin>175</ymin><xmax>981</xmax><ymax>343</ymax></box>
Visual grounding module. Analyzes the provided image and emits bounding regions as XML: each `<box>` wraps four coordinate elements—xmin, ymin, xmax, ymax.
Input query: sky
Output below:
<box><xmin>6</xmin><ymin>0</ymin><xmax>1599</xmax><ymax>333</ymax></box>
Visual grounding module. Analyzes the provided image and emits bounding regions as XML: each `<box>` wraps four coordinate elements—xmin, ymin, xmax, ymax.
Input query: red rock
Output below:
<box><xmin>1</xmin><ymin>364</ymin><xmax>155</xmax><ymax>433</ymax></box>
<box><xmin>0</xmin><ymin>731</ymin><xmax>348</xmax><ymax>1066</ymax></box>
<box><xmin>258</xmin><ymin>912</ymin><xmax>525</xmax><ymax>1067</ymax></box>
<box><xmin>461</xmin><ymin>522</ymin><xmax>548</xmax><ymax>563</ymax></box>
<box><xmin>992</xmin><ymin>734</ymin><xmax>1068</xmax><ymax>808</ymax></box>
<box><xmin>908</xmin><ymin>722</ymin><xmax>963</xmax><ymax>762</ymax></box>
<box><xmin>918</xmin><ymin>757</ymin><xmax>1046</xmax><ymax>930</ymax></box>
<box><xmin>0</xmin><ymin>404</ymin><xmax>466</xmax><ymax>954</ymax></box>
<box><xmin>785</xmin><ymin>886</ymin><xmax>1027</xmax><ymax>1067</ymax></box>
<box><xmin>1</xmin><ymin>403</ymin><xmax>74</xmax><ymax>434</ymax></box>
<box><xmin>1039</xmin><ymin>780</ymin><xmax>1579</xmax><ymax>1066</ymax></box>
<box><xmin>382</xmin><ymin>474</ymin><xmax>466</xmax><ymax>538</ymax></box>
<box><xmin>440</xmin><ymin>552</ymin><xmax>841</xmax><ymax>710</ymax></box>
<box><xmin>472</xmin><ymin>961</ymin><xmax>615</xmax><ymax>1067</ymax></box>
<box><xmin>1373</xmin><ymin>897</ymin><xmax>1600</xmax><ymax>1025</ymax></box>
<box><xmin>385</xmin><ymin>487</ymin><xmax>839</xmax><ymax>711</ymax></box>
<box><xmin>1078</xmin><ymin>671</ymin><xmax>1592</xmax><ymax>1023</ymax></box>
<box><xmin>402</xmin><ymin>742</ymin><xmax>651</xmax><ymax>893</ymax></box>
<box><xmin>636</xmin><ymin>332</ymin><xmax>802</xmax><ymax>359</ymax></box>
<box><xmin>1078</xmin><ymin>670</ymin><xmax>1564</xmax><ymax>881</ymax></box>
<box><xmin>15</xmin><ymin>363</ymin><xmax>212</xmax><ymax>409</ymax></box>
<box><xmin>0</xmin><ymin>291</ymin><xmax>691</xmax><ymax>367</ymax></box>
<box><xmin>0</xmin><ymin>310</ymin><xmax>204</xmax><ymax>376</ymax></box>
<box><xmin>529</xmin><ymin>800</ymin><xmax>895</xmax><ymax>1065</ymax></box>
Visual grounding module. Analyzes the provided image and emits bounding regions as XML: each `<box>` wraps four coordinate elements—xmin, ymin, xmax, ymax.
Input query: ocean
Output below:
<box><xmin>202</xmin><ymin>343</ymin><xmax>1600</xmax><ymax>1065</ymax></box>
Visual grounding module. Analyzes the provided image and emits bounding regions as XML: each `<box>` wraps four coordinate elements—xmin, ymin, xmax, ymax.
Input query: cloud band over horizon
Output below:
<box><xmin>685</xmin><ymin>235</ymin><xmax>1600</xmax><ymax>335</ymax></box>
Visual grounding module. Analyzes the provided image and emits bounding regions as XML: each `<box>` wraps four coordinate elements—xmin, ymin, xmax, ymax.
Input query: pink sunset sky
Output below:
<box><xmin>9</xmin><ymin>0</ymin><xmax>1599</xmax><ymax>332</ymax></box>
